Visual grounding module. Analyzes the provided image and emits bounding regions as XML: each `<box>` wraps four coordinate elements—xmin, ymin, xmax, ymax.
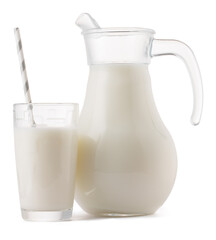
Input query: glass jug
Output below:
<box><xmin>75</xmin><ymin>13</ymin><xmax>203</xmax><ymax>216</ymax></box>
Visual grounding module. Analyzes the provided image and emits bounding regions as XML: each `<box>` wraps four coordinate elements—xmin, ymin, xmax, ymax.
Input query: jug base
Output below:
<box><xmin>95</xmin><ymin>212</ymin><xmax>153</xmax><ymax>217</ymax></box>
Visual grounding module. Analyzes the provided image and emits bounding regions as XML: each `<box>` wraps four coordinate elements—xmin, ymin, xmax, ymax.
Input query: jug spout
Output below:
<box><xmin>76</xmin><ymin>13</ymin><xmax>100</xmax><ymax>32</ymax></box>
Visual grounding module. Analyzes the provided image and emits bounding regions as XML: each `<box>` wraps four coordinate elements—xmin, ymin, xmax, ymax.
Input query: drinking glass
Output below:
<box><xmin>13</xmin><ymin>103</ymin><xmax>79</xmax><ymax>221</ymax></box>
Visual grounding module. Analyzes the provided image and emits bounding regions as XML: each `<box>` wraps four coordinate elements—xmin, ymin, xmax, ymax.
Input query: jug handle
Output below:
<box><xmin>151</xmin><ymin>39</ymin><xmax>203</xmax><ymax>125</ymax></box>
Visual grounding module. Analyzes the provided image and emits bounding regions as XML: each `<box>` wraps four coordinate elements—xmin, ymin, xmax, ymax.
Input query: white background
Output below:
<box><xmin>0</xmin><ymin>0</ymin><xmax>215</xmax><ymax>239</ymax></box>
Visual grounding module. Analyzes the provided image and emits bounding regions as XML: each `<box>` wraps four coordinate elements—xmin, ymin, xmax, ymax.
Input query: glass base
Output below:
<box><xmin>21</xmin><ymin>209</ymin><xmax>72</xmax><ymax>221</ymax></box>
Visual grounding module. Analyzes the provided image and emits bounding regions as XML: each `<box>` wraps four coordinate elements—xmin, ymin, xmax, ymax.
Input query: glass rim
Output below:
<box><xmin>13</xmin><ymin>102</ymin><xmax>78</xmax><ymax>106</ymax></box>
<box><xmin>82</xmin><ymin>27</ymin><xmax>155</xmax><ymax>35</ymax></box>
<box><xmin>13</xmin><ymin>103</ymin><xmax>79</xmax><ymax>110</ymax></box>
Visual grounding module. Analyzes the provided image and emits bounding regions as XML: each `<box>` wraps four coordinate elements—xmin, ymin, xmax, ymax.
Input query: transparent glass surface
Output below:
<box><xmin>13</xmin><ymin>103</ymin><xmax>79</xmax><ymax>221</ymax></box>
<box><xmin>83</xmin><ymin>28</ymin><xmax>155</xmax><ymax>65</ymax></box>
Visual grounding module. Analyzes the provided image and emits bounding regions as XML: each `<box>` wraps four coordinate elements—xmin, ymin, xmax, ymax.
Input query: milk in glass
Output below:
<box><xmin>14</xmin><ymin>127</ymin><xmax>78</xmax><ymax>211</ymax></box>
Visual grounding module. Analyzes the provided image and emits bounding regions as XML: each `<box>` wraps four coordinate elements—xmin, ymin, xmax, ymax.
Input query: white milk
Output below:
<box><xmin>14</xmin><ymin>127</ymin><xmax>77</xmax><ymax>211</ymax></box>
<box><xmin>76</xmin><ymin>64</ymin><xmax>177</xmax><ymax>215</ymax></box>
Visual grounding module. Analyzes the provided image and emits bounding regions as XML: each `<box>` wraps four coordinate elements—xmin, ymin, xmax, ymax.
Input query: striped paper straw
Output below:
<box><xmin>14</xmin><ymin>28</ymin><xmax>35</xmax><ymax>125</ymax></box>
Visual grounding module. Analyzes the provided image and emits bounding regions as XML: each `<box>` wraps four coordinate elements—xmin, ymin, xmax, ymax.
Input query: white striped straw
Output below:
<box><xmin>14</xmin><ymin>28</ymin><xmax>35</xmax><ymax>126</ymax></box>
